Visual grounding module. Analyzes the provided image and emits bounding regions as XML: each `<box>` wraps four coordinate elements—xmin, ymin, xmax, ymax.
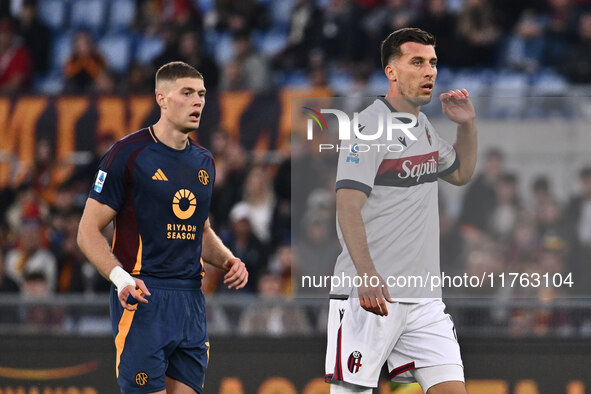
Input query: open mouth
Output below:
<box><xmin>189</xmin><ymin>111</ymin><xmax>200</xmax><ymax>121</ymax></box>
<box><xmin>421</xmin><ymin>82</ymin><xmax>434</xmax><ymax>93</ymax></box>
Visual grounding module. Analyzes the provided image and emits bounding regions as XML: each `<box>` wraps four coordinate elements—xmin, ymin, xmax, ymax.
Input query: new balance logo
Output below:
<box><xmin>398</xmin><ymin>136</ymin><xmax>407</xmax><ymax>147</ymax></box>
<box><xmin>339</xmin><ymin>308</ymin><xmax>345</xmax><ymax>322</ymax></box>
<box><xmin>152</xmin><ymin>169</ymin><xmax>168</xmax><ymax>181</ymax></box>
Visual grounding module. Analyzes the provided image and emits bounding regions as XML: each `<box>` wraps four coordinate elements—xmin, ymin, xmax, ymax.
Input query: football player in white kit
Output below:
<box><xmin>325</xmin><ymin>28</ymin><xmax>477</xmax><ymax>394</ymax></box>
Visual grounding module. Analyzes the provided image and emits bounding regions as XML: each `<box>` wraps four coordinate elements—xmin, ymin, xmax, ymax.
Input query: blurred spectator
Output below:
<box><xmin>221</xmin><ymin>30</ymin><xmax>273</xmax><ymax>93</ymax></box>
<box><xmin>559</xmin><ymin>12</ymin><xmax>591</xmax><ymax>83</ymax></box>
<box><xmin>273</xmin><ymin>0</ymin><xmax>324</xmax><ymax>70</ymax></box>
<box><xmin>5</xmin><ymin>219</ymin><xmax>57</xmax><ymax>292</ymax></box>
<box><xmin>565</xmin><ymin>166</ymin><xmax>591</xmax><ymax>292</ymax></box>
<box><xmin>0</xmin><ymin>17</ymin><xmax>32</xmax><ymax>92</ymax></box>
<box><xmin>456</xmin><ymin>0</ymin><xmax>502</xmax><ymax>67</ymax></box>
<box><xmin>158</xmin><ymin>0</ymin><xmax>202</xmax><ymax>30</ymax></box>
<box><xmin>5</xmin><ymin>184</ymin><xmax>49</xmax><ymax>233</ymax></box>
<box><xmin>364</xmin><ymin>0</ymin><xmax>416</xmax><ymax>49</ymax></box>
<box><xmin>490</xmin><ymin>173</ymin><xmax>522</xmax><ymax>242</ymax></box>
<box><xmin>238</xmin><ymin>272</ymin><xmax>311</xmax><ymax>336</ymax></box>
<box><xmin>238</xmin><ymin>166</ymin><xmax>275</xmax><ymax>243</ymax></box>
<box><xmin>16</xmin><ymin>0</ymin><xmax>49</xmax><ymax>75</ymax></box>
<box><xmin>459</xmin><ymin>148</ymin><xmax>504</xmax><ymax>232</ymax></box>
<box><xmin>322</xmin><ymin>0</ymin><xmax>368</xmax><ymax>67</ymax></box>
<box><xmin>0</xmin><ymin>225</ymin><xmax>17</xmax><ymax>292</ymax></box>
<box><xmin>210</xmin><ymin>137</ymin><xmax>248</xmax><ymax>228</ymax></box>
<box><xmin>63</xmin><ymin>29</ymin><xmax>106</xmax><ymax>93</ymax></box>
<box><xmin>20</xmin><ymin>270</ymin><xmax>66</xmax><ymax>331</ymax></box>
<box><xmin>53</xmin><ymin>210</ymin><xmax>87</xmax><ymax>293</ymax></box>
<box><xmin>152</xmin><ymin>25</ymin><xmax>181</xmax><ymax>70</ymax></box>
<box><xmin>269</xmin><ymin>244</ymin><xmax>292</xmax><ymax>294</ymax></box>
<box><xmin>294</xmin><ymin>210</ymin><xmax>340</xmax><ymax>296</ymax></box>
<box><xmin>415</xmin><ymin>0</ymin><xmax>460</xmax><ymax>67</ymax></box>
<box><xmin>504</xmin><ymin>9</ymin><xmax>547</xmax><ymax>72</ymax></box>
<box><xmin>220</xmin><ymin>202</ymin><xmax>268</xmax><ymax>293</ymax></box>
<box><xmin>270</xmin><ymin>154</ymin><xmax>291</xmax><ymax>249</ymax></box>
<box><xmin>544</xmin><ymin>0</ymin><xmax>578</xmax><ymax>65</ymax></box>
<box><xmin>30</xmin><ymin>138</ymin><xmax>54</xmax><ymax>203</ymax></box>
<box><xmin>213</xmin><ymin>0</ymin><xmax>267</xmax><ymax>33</ymax></box>
<box><xmin>566</xmin><ymin>167</ymin><xmax>591</xmax><ymax>248</ymax></box>
<box><xmin>124</xmin><ymin>63</ymin><xmax>153</xmax><ymax>93</ymax></box>
<box><xmin>92</xmin><ymin>68</ymin><xmax>119</xmax><ymax>94</ymax></box>
<box><xmin>178</xmin><ymin>30</ymin><xmax>220</xmax><ymax>90</ymax></box>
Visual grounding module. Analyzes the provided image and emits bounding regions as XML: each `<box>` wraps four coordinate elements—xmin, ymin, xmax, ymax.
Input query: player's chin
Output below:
<box><xmin>411</xmin><ymin>95</ymin><xmax>432</xmax><ymax>106</ymax></box>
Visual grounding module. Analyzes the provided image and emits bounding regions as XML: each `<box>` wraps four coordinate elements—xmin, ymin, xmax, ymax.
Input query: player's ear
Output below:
<box><xmin>155</xmin><ymin>90</ymin><xmax>167</xmax><ymax>109</ymax></box>
<box><xmin>384</xmin><ymin>64</ymin><xmax>397</xmax><ymax>82</ymax></box>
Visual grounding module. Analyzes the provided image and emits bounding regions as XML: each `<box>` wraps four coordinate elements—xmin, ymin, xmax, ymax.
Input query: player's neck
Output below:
<box><xmin>152</xmin><ymin>121</ymin><xmax>190</xmax><ymax>150</ymax></box>
<box><xmin>384</xmin><ymin>92</ymin><xmax>420</xmax><ymax>117</ymax></box>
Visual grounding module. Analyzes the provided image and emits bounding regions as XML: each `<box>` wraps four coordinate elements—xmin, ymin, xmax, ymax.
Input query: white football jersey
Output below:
<box><xmin>332</xmin><ymin>97</ymin><xmax>458</xmax><ymax>300</ymax></box>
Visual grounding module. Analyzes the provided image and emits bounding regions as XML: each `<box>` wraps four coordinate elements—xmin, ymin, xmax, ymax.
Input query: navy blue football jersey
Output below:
<box><xmin>89</xmin><ymin>126</ymin><xmax>215</xmax><ymax>280</ymax></box>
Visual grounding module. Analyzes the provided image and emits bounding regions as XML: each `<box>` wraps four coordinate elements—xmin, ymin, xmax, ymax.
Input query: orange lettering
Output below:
<box><xmin>257</xmin><ymin>377</ymin><xmax>297</xmax><ymax>394</ymax></box>
<box><xmin>219</xmin><ymin>92</ymin><xmax>253</xmax><ymax>142</ymax></box>
<box><xmin>0</xmin><ymin>96</ymin><xmax>48</xmax><ymax>187</ymax></box>
<box><xmin>466</xmin><ymin>380</ymin><xmax>508</xmax><ymax>394</ymax></box>
<box><xmin>218</xmin><ymin>377</ymin><xmax>244</xmax><ymax>394</ymax></box>
<box><xmin>567</xmin><ymin>381</ymin><xmax>585</xmax><ymax>394</ymax></box>
<box><xmin>302</xmin><ymin>377</ymin><xmax>330</xmax><ymax>394</ymax></box>
<box><xmin>128</xmin><ymin>96</ymin><xmax>155</xmax><ymax>135</ymax></box>
<box><xmin>96</xmin><ymin>97</ymin><xmax>127</xmax><ymax>140</ymax></box>
<box><xmin>514</xmin><ymin>380</ymin><xmax>539</xmax><ymax>394</ymax></box>
<box><xmin>54</xmin><ymin>97</ymin><xmax>90</xmax><ymax>186</ymax></box>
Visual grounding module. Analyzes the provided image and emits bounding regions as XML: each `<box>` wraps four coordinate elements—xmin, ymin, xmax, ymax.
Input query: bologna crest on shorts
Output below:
<box><xmin>347</xmin><ymin>351</ymin><xmax>363</xmax><ymax>373</ymax></box>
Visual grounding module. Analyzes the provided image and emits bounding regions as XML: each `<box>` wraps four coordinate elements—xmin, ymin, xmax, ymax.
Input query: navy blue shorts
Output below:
<box><xmin>110</xmin><ymin>277</ymin><xmax>209</xmax><ymax>394</ymax></box>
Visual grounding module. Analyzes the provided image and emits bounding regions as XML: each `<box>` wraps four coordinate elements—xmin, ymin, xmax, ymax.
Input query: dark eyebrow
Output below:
<box><xmin>410</xmin><ymin>56</ymin><xmax>438</xmax><ymax>62</ymax></box>
<box><xmin>182</xmin><ymin>87</ymin><xmax>207</xmax><ymax>94</ymax></box>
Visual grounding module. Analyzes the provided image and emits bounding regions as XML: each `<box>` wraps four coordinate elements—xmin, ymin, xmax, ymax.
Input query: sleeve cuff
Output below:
<box><xmin>335</xmin><ymin>180</ymin><xmax>372</xmax><ymax>197</ymax></box>
<box><xmin>438</xmin><ymin>156</ymin><xmax>460</xmax><ymax>178</ymax></box>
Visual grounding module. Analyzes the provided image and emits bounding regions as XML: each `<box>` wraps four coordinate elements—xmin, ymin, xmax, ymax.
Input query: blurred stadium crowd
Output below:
<box><xmin>1</xmin><ymin>0</ymin><xmax>591</xmax><ymax>337</ymax></box>
<box><xmin>0</xmin><ymin>0</ymin><xmax>590</xmax><ymax>93</ymax></box>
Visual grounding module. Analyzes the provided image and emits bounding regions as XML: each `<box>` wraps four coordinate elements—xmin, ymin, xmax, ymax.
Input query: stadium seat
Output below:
<box><xmin>70</xmin><ymin>0</ymin><xmax>107</xmax><ymax>32</ymax></box>
<box><xmin>134</xmin><ymin>35</ymin><xmax>165</xmax><ymax>66</ymax></box>
<box><xmin>255</xmin><ymin>30</ymin><xmax>287</xmax><ymax>57</ymax></box>
<box><xmin>531</xmin><ymin>70</ymin><xmax>568</xmax><ymax>96</ymax></box>
<box><xmin>98</xmin><ymin>33</ymin><xmax>132</xmax><ymax>73</ymax></box>
<box><xmin>38</xmin><ymin>0</ymin><xmax>67</xmax><ymax>31</ymax></box>
<box><xmin>51</xmin><ymin>31</ymin><xmax>74</xmax><ymax>72</ymax></box>
<box><xmin>210</xmin><ymin>32</ymin><xmax>234</xmax><ymax>65</ymax></box>
<box><xmin>107</xmin><ymin>0</ymin><xmax>137</xmax><ymax>33</ymax></box>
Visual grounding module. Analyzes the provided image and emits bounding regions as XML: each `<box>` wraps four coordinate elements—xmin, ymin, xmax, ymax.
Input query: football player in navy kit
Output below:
<box><xmin>78</xmin><ymin>61</ymin><xmax>248</xmax><ymax>394</ymax></box>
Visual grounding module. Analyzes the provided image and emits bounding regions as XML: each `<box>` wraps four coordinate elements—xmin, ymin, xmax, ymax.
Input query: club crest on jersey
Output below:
<box><xmin>198</xmin><ymin>169</ymin><xmax>210</xmax><ymax>186</ymax></box>
<box><xmin>347</xmin><ymin>351</ymin><xmax>363</xmax><ymax>373</ymax></box>
<box><xmin>135</xmin><ymin>371</ymin><xmax>149</xmax><ymax>386</ymax></box>
<box><xmin>94</xmin><ymin>170</ymin><xmax>107</xmax><ymax>193</ymax></box>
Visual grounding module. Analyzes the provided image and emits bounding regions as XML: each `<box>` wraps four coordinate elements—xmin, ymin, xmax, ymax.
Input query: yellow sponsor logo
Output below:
<box><xmin>172</xmin><ymin>189</ymin><xmax>196</xmax><ymax>220</ymax></box>
<box><xmin>152</xmin><ymin>168</ymin><xmax>168</xmax><ymax>181</ymax></box>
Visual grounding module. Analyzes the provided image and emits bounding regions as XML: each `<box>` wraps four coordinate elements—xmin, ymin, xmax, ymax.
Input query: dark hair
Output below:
<box><xmin>381</xmin><ymin>28</ymin><xmax>436</xmax><ymax>68</ymax></box>
<box><xmin>155</xmin><ymin>61</ymin><xmax>203</xmax><ymax>86</ymax></box>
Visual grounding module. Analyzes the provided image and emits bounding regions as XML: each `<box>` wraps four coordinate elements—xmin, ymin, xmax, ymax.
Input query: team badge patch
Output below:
<box><xmin>135</xmin><ymin>371</ymin><xmax>149</xmax><ymax>386</ymax></box>
<box><xmin>347</xmin><ymin>351</ymin><xmax>363</xmax><ymax>373</ymax></box>
<box><xmin>198</xmin><ymin>169</ymin><xmax>210</xmax><ymax>185</ymax></box>
<box><xmin>94</xmin><ymin>170</ymin><xmax>107</xmax><ymax>193</ymax></box>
